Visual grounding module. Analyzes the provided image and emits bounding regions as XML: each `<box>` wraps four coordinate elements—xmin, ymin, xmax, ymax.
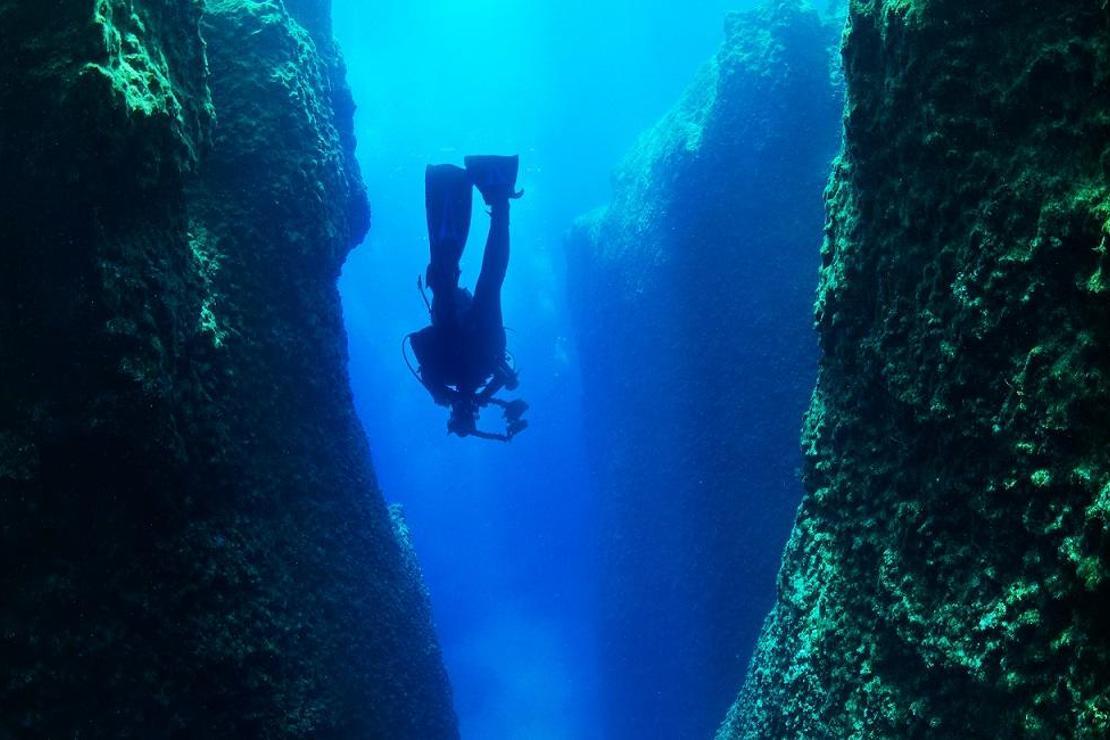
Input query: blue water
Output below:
<box><xmin>331</xmin><ymin>2</ymin><xmax>815</xmax><ymax>736</ymax></box>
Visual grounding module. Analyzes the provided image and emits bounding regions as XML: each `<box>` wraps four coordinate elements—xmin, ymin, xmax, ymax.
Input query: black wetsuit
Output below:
<box><xmin>413</xmin><ymin>201</ymin><xmax>510</xmax><ymax>407</ymax></box>
<box><xmin>409</xmin><ymin>156</ymin><xmax>526</xmax><ymax>440</ymax></box>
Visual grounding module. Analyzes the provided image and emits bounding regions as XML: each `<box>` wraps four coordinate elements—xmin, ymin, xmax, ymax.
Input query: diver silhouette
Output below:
<box><xmin>404</xmin><ymin>155</ymin><xmax>530</xmax><ymax>441</ymax></box>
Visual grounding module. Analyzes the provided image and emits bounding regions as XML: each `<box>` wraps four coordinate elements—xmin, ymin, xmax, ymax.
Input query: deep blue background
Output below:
<box><xmin>329</xmin><ymin>2</ymin><xmax>827</xmax><ymax>736</ymax></box>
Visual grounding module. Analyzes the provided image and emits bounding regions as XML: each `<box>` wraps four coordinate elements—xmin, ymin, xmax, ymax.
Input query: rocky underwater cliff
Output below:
<box><xmin>721</xmin><ymin>0</ymin><xmax>1110</xmax><ymax>737</ymax></box>
<box><xmin>0</xmin><ymin>1</ymin><xmax>457</xmax><ymax>737</ymax></box>
<box><xmin>566</xmin><ymin>2</ymin><xmax>843</xmax><ymax>737</ymax></box>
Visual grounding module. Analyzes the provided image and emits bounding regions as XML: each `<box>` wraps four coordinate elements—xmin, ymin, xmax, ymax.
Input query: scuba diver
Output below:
<box><xmin>404</xmin><ymin>155</ymin><xmax>530</xmax><ymax>441</ymax></box>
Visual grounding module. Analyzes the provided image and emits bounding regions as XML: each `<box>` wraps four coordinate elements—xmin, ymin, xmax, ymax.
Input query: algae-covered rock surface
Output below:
<box><xmin>566</xmin><ymin>3</ymin><xmax>842</xmax><ymax>737</ymax></box>
<box><xmin>721</xmin><ymin>1</ymin><xmax>1110</xmax><ymax>737</ymax></box>
<box><xmin>0</xmin><ymin>1</ymin><xmax>456</xmax><ymax>737</ymax></box>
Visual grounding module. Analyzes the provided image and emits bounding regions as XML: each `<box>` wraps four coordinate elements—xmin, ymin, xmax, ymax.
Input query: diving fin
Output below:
<box><xmin>465</xmin><ymin>155</ymin><xmax>523</xmax><ymax>205</ymax></box>
<box><xmin>425</xmin><ymin>164</ymin><xmax>473</xmax><ymax>289</ymax></box>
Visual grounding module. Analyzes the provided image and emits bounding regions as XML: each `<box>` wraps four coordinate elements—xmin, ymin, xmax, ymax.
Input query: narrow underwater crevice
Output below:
<box><xmin>565</xmin><ymin>2</ymin><xmax>844</xmax><ymax>737</ymax></box>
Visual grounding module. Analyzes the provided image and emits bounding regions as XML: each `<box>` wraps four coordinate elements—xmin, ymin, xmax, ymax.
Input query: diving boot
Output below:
<box><xmin>425</xmin><ymin>164</ymin><xmax>473</xmax><ymax>291</ymax></box>
<box><xmin>465</xmin><ymin>155</ymin><xmax>524</xmax><ymax>206</ymax></box>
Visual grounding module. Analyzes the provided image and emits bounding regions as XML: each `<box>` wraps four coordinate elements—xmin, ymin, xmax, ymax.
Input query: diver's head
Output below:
<box><xmin>448</xmin><ymin>399</ymin><xmax>478</xmax><ymax>437</ymax></box>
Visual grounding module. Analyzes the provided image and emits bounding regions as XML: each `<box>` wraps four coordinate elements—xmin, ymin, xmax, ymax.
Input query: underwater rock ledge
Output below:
<box><xmin>565</xmin><ymin>2</ymin><xmax>842</xmax><ymax>737</ymax></box>
<box><xmin>720</xmin><ymin>1</ymin><xmax>1110</xmax><ymax>737</ymax></box>
<box><xmin>0</xmin><ymin>1</ymin><xmax>457</xmax><ymax>737</ymax></box>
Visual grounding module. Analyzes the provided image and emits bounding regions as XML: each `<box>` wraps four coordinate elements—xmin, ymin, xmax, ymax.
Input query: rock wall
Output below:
<box><xmin>721</xmin><ymin>1</ymin><xmax>1110</xmax><ymax>737</ymax></box>
<box><xmin>565</xmin><ymin>3</ymin><xmax>842</xmax><ymax>737</ymax></box>
<box><xmin>0</xmin><ymin>1</ymin><xmax>457</xmax><ymax>737</ymax></box>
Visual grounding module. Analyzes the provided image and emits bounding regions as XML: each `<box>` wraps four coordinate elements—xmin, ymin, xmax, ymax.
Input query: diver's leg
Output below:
<box><xmin>468</xmin><ymin>155</ymin><xmax>520</xmax><ymax>328</ymax></box>
<box><xmin>472</xmin><ymin>201</ymin><xmax>510</xmax><ymax>329</ymax></box>
<box><xmin>467</xmin><ymin>156</ymin><xmax>521</xmax><ymax>380</ymax></box>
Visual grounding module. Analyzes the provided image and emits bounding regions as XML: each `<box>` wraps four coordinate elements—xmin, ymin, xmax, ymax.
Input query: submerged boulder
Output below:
<box><xmin>566</xmin><ymin>2</ymin><xmax>843</xmax><ymax>737</ymax></box>
<box><xmin>721</xmin><ymin>1</ymin><xmax>1110</xmax><ymax>737</ymax></box>
<box><xmin>0</xmin><ymin>0</ymin><xmax>456</xmax><ymax>736</ymax></box>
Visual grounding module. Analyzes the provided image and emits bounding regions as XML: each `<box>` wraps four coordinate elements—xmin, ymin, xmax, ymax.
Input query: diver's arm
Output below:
<box><xmin>476</xmin><ymin>375</ymin><xmax>506</xmax><ymax>405</ymax></box>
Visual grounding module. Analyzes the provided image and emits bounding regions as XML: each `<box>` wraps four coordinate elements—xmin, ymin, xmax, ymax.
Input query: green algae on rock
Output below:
<box><xmin>0</xmin><ymin>1</ymin><xmax>455</xmax><ymax>737</ymax></box>
<box><xmin>566</xmin><ymin>2</ymin><xmax>843</xmax><ymax>737</ymax></box>
<box><xmin>719</xmin><ymin>1</ymin><xmax>1110</xmax><ymax>737</ymax></box>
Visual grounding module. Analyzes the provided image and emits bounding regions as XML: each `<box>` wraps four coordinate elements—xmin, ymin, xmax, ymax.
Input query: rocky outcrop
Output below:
<box><xmin>721</xmin><ymin>1</ymin><xmax>1110</xmax><ymax>737</ymax></box>
<box><xmin>565</xmin><ymin>3</ymin><xmax>842</xmax><ymax>737</ymax></box>
<box><xmin>0</xmin><ymin>1</ymin><xmax>456</xmax><ymax>737</ymax></box>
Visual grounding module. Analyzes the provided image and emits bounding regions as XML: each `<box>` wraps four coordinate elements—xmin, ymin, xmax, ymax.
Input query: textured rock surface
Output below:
<box><xmin>721</xmin><ymin>1</ymin><xmax>1110</xmax><ymax>737</ymax></box>
<box><xmin>566</xmin><ymin>3</ymin><xmax>842</xmax><ymax>737</ymax></box>
<box><xmin>0</xmin><ymin>1</ymin><xmax>456</xmax><ymax>736</ymax></box>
